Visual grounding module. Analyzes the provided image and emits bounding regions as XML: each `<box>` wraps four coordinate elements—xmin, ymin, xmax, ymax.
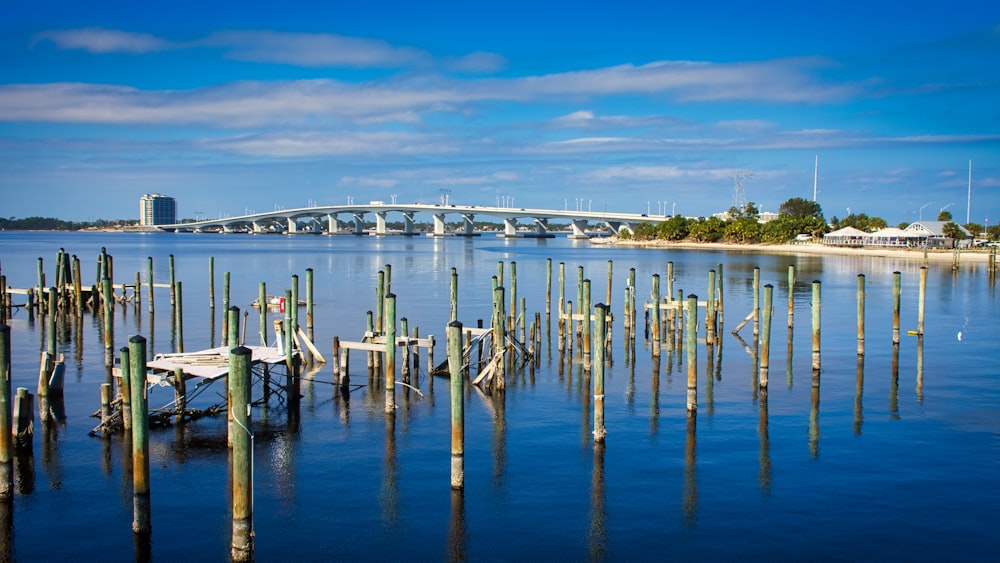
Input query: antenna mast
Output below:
<box><xmin>439</xmin><ymin>188</ymin><xmax>452</xmax><ymax>207</ymax></box>
<box><xmin>730</xmin><ymin>170</ymin><xmax>753</xmax><ymax>211</ymax></box>
<box><xmin>813</xmin><ymin>155</ymin><xmax>819</xmax><ymax>202</ymax></box>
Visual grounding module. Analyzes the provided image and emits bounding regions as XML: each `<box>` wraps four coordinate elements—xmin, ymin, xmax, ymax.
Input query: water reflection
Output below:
<box><xmin>0</xmin><ymin>501</ymin><xmax>11</xmax><ymax>563</ymax></box>
<box><xmin>650</xmin><ymin>354</ymin><xmax>660</xmax><ymax>436</ymax></box>
<box><xmin>380</xmin><ymin>413</ymin><xmax>398</xmax><ymax>526</ymax></box>
<box><xmin>589</xmin><ymin>442</ymin><xmax>607</xmax><ymax>561</ymax></box>
<box><xmin>916</xmin><ymin>336</ymin><xmax>924</xmax><ymax>403</ymax></box>
<box><xmin>854</xmin><ymin>356</ymin><xmax>864</xmax><ymax>435</ymax></box>
<box><xmin>683</xmin><ymin>412</ymin><xmax>697</xmax><ymax>526</ymax></box>
<box><xmin>447</xmin><ymin>489</ymin><xmax>467</xmax><ymax>562</ymax></box>
<box><xmin>890</xmin><ymin>345</ymin><xmax>900</xmax><ymax>420</ymax></box>
<box><xmin>759</xmin><ymin>388</ymin><xmax>771</xmax><ymax>496</ymax></box>
<box><xmin>809</xmin><ymin>386</ymin><xmax>820</xmax><ymax>459</ymax></box>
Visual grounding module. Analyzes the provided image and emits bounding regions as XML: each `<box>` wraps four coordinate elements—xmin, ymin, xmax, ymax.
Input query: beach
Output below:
<box><xmin>594</xmin><ymin>237</ymin><xmax>992</xmax><ymax>263</ymax></box>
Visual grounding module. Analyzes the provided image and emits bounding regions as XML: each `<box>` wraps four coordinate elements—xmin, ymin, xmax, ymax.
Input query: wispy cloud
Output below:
<box><xmin>34</xmin><ymin>27</ymin><xmax>175</xmax><ymax>53</ymax></box>
<box><xmin>203</xmin><ymin>131</ymin><xmax>460</xmax><ymax>158</ymax></box>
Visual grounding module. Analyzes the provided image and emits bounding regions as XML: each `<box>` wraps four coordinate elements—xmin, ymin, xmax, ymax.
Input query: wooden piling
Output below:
<box><xmin>291</xmin><ymin>274</ymin><xmax>300</xmax><ymax>334</ymax></box>
<box><xmin>857</xmin><ymin>274</ymin><xmax>865</xmax><ymax>356</ymax></box>
<box><xmin>147</xmin><ymin>257</ymin><xmax>154</xmax><ymax>313</ymax></box>
<box><xmin>229</xmin><ymin>346</ymin><xmax>253</xmax><ymax>561</ymax></box>
<box><xmin>228</xmin><ymin>306</ymin><xmax>241</xmax><ymax>350</ymax></box>
<box><xmin>917</xmin><ymin>266</ymin><xmax>927</xmax><ymax>335</ymax></box>
<box><xmin>593</xmin><ymin>305</ymin><xmax>607</xmax><ymax>443</ymax></box>
<box><xmin>582</xmin><ymin>279</ymin><xmax>592</xmax><ymax>371</ymax></box>
<box><xmin>375</xmin><ymin>271</ymin><xmax>385</xmax><ymax>335</ymax></box>
<box><xmin>384</xmin><ymin>293</ymin><xmax>396</xmax><ymax>414</ymax></box>
<box><xmin>172</xmin><ymin>367</ymin><xmax>186</xmax><ymax>423</ymax></box>
<box><xmin>174</xmin><ymin>281</ymin><xmax>184</xmax><ymax>353</ymax></box>
<box><xmin>73</xmin><ymin>256</ymin><xmax>83</xmax><ymax>315</ymax></box>
<box><xmin>168</xmin><ymin>254</ymin><xmax>176</xmax><ymax>307</ymax></box>
<box><xmin>222</xmin><ymin>272</ymin><xmax>231</xmax><ymax>346</ymax></box>
<box><xmin>100</xmin><ymin>383</ymin><xmax>112</xmax><ymax>430</ymax></box>
<box><xmin>305</xmin><ymin>268</ymin><xmax>314</xmax><ymax>334</ymax></box>
<box><xmin>120</xmin><ymin>346</ymin><xmax>132</xmax><ymax>430</ymax></box>
<box><xmin>510</xmin><ymin>262</ymin><xmax>517</xmax><ymax>331</ymax></box>
<box><xmin>209</xmin><ymin>257</ymin><xmax>215</xmax><ymax>309</ymax></box>
<box><xmin>892</xmin><ymin>272</ymin><xmax>901</xmax><ymax>345</ymax></box>
<box><xmin>450</xmin><ymin>267</ymin><xmax>458</xmax><ymax>323</ymax></box>
<box><xmin>787</xmin><ymin>265</ymin><xmax>795</xmax><ymax>328</ymax></box>
<box><xmin>606</xmin><ymin>260</ymin><xmax>613</xmax><ymax>312</ymax></box>
<box><xmin>760</xmin><ymin>284</ymin><xmax>773</xmax><ymax>388</ymax></box>
<box><xmin>258</xmin><ymin>282</ymin><xmax>268</xmax><ymax>346</ymax></box>
<box><xmin>493</xmin><ymin>286</ymin><xmax>506</xmax><ymax>389</ymax></box>
<box><xmin>706</xmin><ymin>270</ymin><xmax>717</xmax><ymax>344</ymax></box>
<box><xmin>666</xmin><ymin>262</ymin><xmax>674</xmax><ymax>302</ymax></box>
<box><xmin>46</xmin><ymin>287</ymin><xmax>57</xmax><ymax>357</ymax></box>
<box><xmin>546</xmin><ymin>259</ymin><xmax>552</xmax><ymax>317</ymax></box>
<box><xmin>753</xmin><ymin>267</ymin><xmax>760</xmax><ymax>337</ymax></box>
<box><xmin>401</xmin><ymin>318</ymin><xmax>410</xmax><ymax>381</ymax></box>
<box><xmin>811</xmin><ymin>281</ymin><xmax>821</xmax><ymax>374</ymax></box>
<box><xmin>13</xmin><ymin>388</ymin><xmax>32</xmax><ymax>450</ymax></box>
<box><xmin>717</xmin><ymin>262</ymin><xmax>724</xmax><ymax>324</ymax></box>
<box><xmin>447</xmin><ymin>321</ymin><xmax>464</xmax><ymax>489</ymax></box>
<box><xmin>651</xmin><ymin>274</ymin><xmax>661</xmax><ymax>355</ymax></box>
<box><xmin>128</xmin><ymin>335</ymin><xmax>151</xmax><ymax>534</ymax></box>
<box><xmin>686</xmin><ymin>294</ymin><xmax>698</xmax><ymax>412</ymax></box>
<box><xmin>0</xmin><ymin>325</ymin><xmax>11</xmax><ymax>499</ymax></box>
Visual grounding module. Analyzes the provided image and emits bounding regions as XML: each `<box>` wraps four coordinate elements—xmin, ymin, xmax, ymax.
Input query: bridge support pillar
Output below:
<box><xmin>403</xmin><ymin>212</ymin><xmax>415</xmax><ymax>235</ymax></box>
<box><xmin>375</xmin><ymin>212</ymin><xmax>388</xmax><ymax>235</ymax></box>
<box><xmin>462</xmin><ymin>214</ymin><xmax>475</xmax><ymax>235</ymax></box>
<box><xmin>352</xmin><ymin>213</ymin><xmax>366</xmax><ymax>235</ymax></box>
<box><xmin>569</xmin><ymin>219</ymin><xmax>589</xmax><ymax>239</ymax></box>
<box><xmin>252</xmin><ymin>221</ymin><xmax>265</xmax><ymax>234</ymax></box>
<box><xmin>287</xmin><ymin>218</ymin><xmax>298</xmax><ymax>234</ymax></box>
<box><xmin>326</xmin><ymin>214</ymin><xmax>338</xmax><ymax>234</ymax></box>
<box><xmin>534</xmin><ymin>217</ymin><xmax>548</xmax><ymax>235</ymax></box>
<box><xmin>432</xmin><ymin>213</ymin><xmax>447</xmax><ymax>236</ymax></box>
<box><xmin>503</xmin><ymin>218</ymin><xmax>518</xmax><ymax>237</ymax></box>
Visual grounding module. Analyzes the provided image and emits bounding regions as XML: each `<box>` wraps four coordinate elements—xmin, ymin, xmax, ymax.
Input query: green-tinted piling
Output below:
<box><xmin>545</xmin><ymin>259</ymin><xmax>552</xmax><ymax>317</ymax></box>
<box><xmin>593</xmin><ymin>304</ymin><xmax>607</xmax><ymax>443</ymax></box>
<box><xmin>447</xmin><ymin>321</ymin><xmax>464</xmax><ymax>489</ymax></box>
<box><xmin>811</xmin><ymin>281</ymin><xmax>821</xmax><ymax>374</ymax></box>
<box><xmin>917</xmin><ymin>266</ymin><xmax>927</xmax><ymax>335</ymax></box>
<box><xmin>375</xmin><ymin>271</ymin><xmax>385</xmax><ymax>334</ymax></box>
<box><xmin>229</xmin><ymin>346</ymin><xmax>253</xmax><ymax>561</ymax></box>
<box><xmin>760</xmin><ymin>285</ymin><xmax>773</xmax><ymax>388</ymax></box>
<box><xmin>222</xmin><ymin>272</ymin><xmax>231</xmax><ymax>346</ymax></box>
<box><xmin>752</xmin><ymin>267</ymin><xmax>760</xmax><ymax>337</ymax></box>
<box><xmin>686</xmin><ymin>294</ymin><xmax>698</xmax><ymax>411</ymax></box>
<box><xmin>174</xmin><ymin>281</ymin><xmax>184</xmax><ymax>353</ymax></box>
<box><xmin>450</xmin><ymin>268</ymin><xmax>459</xmax><ymax>323</ymax></box>
<box><xmin>305</xmin><ymin>268</ymin><xmax>314</xmax><ymax>333</ymax></box>
<box><xmin>290</xmin><ymin>274</ymin><xmax>300</xmax><ymax>333</ymax></box>
<box><xmin>120</xmin><ymin>346</ymin><xmax>132</xmax><ymax>430</ymax></box>
<box><xmin>147</xmin><ymin>257</ymin><xmax>154</xmax><ymax>313</ymax></box>
<box><xmin>717</xmin><ymin>262</ymin><xmax>724</xmax><ymax>324</ymax></box>
<box><xmin>892</xmin><ymin>272</ymin><xmax>901</xmax><ymax>345</ymax></box>
<box><xmin>582</xmin><ymin>279</ymin><xmax>592</xmax><ymax>370</ymax></box>
<box><xmin>857</xmin><ymin>274</ymin><xmax>865</xmax><ymax>356</ymax></box>
<box><xmin>209</xmin><ymin>257</ymin><xmax>215</xmax><ymax>309</ymax></box>
<box><xmin>384</xmin><ymin>293</ymin><xmax>397</xmax><ymax>414</ymax></box>
<box><xmin>228</xmin><ymin>306</ymin><xmax>240</xmax><ymax>350</ymax></box>
<box><xmin>651</xmin><ymin>274</ymin><xmax>661</xmax><ymax>355</ymax></box>
<box><xmin>787</xmin><ymin>265</ymin><xmax>795</xmax><ymax>328</ymax></box>
<box><xmin>128</xmin><ymin>335</ymin><xmax>151</xmax><ymax>534</ymax></box>
<box><xmin>706</xmin><ymin>270</ymin><xmax>717</xmax><ymax>344</ymax></box>
<box><xmin>168</xmin><ymin>254</ymin><xmax>175</xmax><ymax>307</ymax></box>
<box><xmin>493</xmin><ymin>285</ymin><xmax>506</xmax><ymax>388</ymax></box>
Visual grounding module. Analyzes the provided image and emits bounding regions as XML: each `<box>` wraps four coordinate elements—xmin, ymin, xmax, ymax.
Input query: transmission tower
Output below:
<box><xmin>439</xmin><ymin>188</ymin><xmax>452</xmax><ymax>206</ymax></box>
<box><xmin>730</xmin><ymin>170</ymin><xmax>753</xmax><ymax>211</ymax></box>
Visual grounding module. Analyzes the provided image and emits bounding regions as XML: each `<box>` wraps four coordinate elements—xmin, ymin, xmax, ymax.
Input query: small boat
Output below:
<box><xmin>251</xmin><ymin>295</ymin><xmax>306</xmax><ymax>311</ymax></box>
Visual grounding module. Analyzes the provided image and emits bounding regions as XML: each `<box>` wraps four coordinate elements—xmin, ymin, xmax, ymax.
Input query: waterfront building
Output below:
<box><xmin>139</xmin><ymin>194</ymin><xmax>177</xmax><ymax>226</ymax></box>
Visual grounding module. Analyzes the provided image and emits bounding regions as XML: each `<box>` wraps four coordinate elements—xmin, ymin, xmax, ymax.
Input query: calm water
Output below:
<box><xmin>0</xmin><ymin>231</ymin><xmax>997</xmax><ymax>561</ymax></box>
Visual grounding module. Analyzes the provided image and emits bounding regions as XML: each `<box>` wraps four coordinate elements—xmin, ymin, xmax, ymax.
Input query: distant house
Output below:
<box><xmin>903</xmin><ymin>221</ymin><xmax>971</xmax><ymax>248</ymax></box>
<box><xmin>866</xmin><ymin>227</ymin><xmax>910</xmax><ymax>247</ymax></box>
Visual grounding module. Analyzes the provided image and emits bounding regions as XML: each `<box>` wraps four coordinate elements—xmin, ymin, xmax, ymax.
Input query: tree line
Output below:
<box><xmin>623</xmin><ymin>198</ymin><xmax>998</xmax><ymax>243</ymax></box>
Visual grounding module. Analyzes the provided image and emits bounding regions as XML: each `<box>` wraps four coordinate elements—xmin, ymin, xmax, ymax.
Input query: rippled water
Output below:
<box><xmin>0</xmin><ymin>231</ymin><xmax>997</xmax><ymax>560</ymax></box>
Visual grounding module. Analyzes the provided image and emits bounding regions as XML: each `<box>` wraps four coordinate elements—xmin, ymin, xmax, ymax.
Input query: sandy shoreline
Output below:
<box><xmin>592</xmin><ymin>237</ymin><xmax>993</xmax><ymax>263</ymax></box>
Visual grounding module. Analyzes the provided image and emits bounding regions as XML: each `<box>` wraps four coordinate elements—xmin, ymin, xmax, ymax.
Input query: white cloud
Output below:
<box><xmin>34</xmin><ymin>27</ymin><xmax>174</xmax><ymax>54</ymax></box>
<box><xmin>203</xmin><ymin>131</ymin><xmax>459</xmax><ymax>158</ymax></box>
<box><xmin>202</xmin><ymin>30</ymin><xmax>432</xmax><ymax>68</ymax></box>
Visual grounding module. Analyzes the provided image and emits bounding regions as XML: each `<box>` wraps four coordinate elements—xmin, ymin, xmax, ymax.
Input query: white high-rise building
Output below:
<box><xmin>139</xmin><ymin>194</ymin><xmax>176</xmax><ymax>226</ymax></box>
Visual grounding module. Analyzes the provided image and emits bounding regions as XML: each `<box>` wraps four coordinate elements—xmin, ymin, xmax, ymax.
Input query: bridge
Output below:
<box><xmin>157</xmin><ymin>203</ymin><xmax>666</xmax><ymax>238</ymax></box>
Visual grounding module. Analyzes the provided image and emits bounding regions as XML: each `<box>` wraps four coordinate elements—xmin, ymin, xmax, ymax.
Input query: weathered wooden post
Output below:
<box><xmin>493</xmin><ymin>285</ymin><xmax>506</xmax><ymax>388</ymax></box>
<box><xmin>628</xmin><ymin>268</ymin><xmax>636</xmax><ymax>336</ymax></box>
<box><xmin>128</xmin><ymin>335</ymin><xmax>151</xmax><ymax>534</ymax></box>
<box><xmin>384</xmin><ymin>293</ymin><xmax>397</xmax><ymax>414</ymax></box>
<box><xmin>172</xmin><ymin>367</ymin><xmax>186</xmax><ymax>423</ymax></box>
<box><xmin>0</xmin><ymin>325</ymin><xmax>11</xmax><ymax>499</ymax></box>
<box><xmin>230</xmin><ymin>346</ymin><xmax>253</xmax><ymax>562</ymax></box>
<box><xmin>13</xmin><ymin>388</ymin><xmax>32</xmax><ymax>450</ymax></box>
<box><xmin>787</xmin><ymin>265</ymin><xmax>795</xmax><ymax>328</ymax></box>
<box><xmin>717</xmin><ymin>262</ymin><xmax>724</xmax><ymax>324</ymax></box>
<box><xmin>811</xmin><ymin>281</ymin><xmax>821</xmax><ymax>375</ymax></box>
<box><xmin>706</xmin><ymin>270</ymin><xmax>717</xmax><ymax>345</ymax></box>
<box><xmin>892</xmin><ymin>271</ymin><xmax>901</xmax><ymax>346</ymax></box>
<box><xmin>686</xmin><ymin>294</ymin><xmax>698</xmax><ymax>412</ymax></box>
<box><xmin>222</xmin><ymin>272</ymin><xmax>231</xmax><ymax>347</ymax></box>
<box><xmin>760</xmin><ymin>284</ymin><xmax>773</xmax><ymax>388</ymax></box>
<box><xmin>120</xmin><ymin>346</ymin><xmax>132</xmax><ymax>430</ymax></box>
<box><xmin>258</xmin><ymin>282</ymin><xmax>268</xmax><ymax>346</ymax></box>
<box><xmin>753</xmin><ymin>267</ymin><xmax>760</xmax><ymax>337</ymax></box>
<box><xmin>510</xmin><ymin>262</ymin><xmax>517</xmax><ymax>335</ymax></box>
<box><xmin>375</xmin><ymin>270</ymin><xmax>385</xmax><ymax>336</ymax></box>
<box><xmin>174</xmin><ymin>281</ymin><xmax>184</xmax><ymax>353</ymax></box>
<box><xmin>558</xmin><ymin>262</ymin><xmax>565</xmax><ymax>342</ymax></box>
<box><xmin>168</xmin><ymin>254</ymin><xmax>176</xmax><ymax>307</ymax></box>
<box><xmin>73</xmin><ymin>256</ymin><xmax>83</xmax><ymax>315</ymax></box>
<box><xmin>228</xmin><ymin>306</ymin><xmax>241</xmax><ymax>350</ymax></box>
<box><xmin>666</xmin><ymin>262</ymin><xmax>674</xmax><ymax>303</ymax></box>
<box><xmin>545</xmin><ymin>259</ymin><xmax>552</xmax><ymax>318</ymax></box>
<box><xmin>400</xmin><ymin>317</ymin><xmax>410</xmax><ymax>382</ymax></box>
<box><xmin>146</xmin><ymin>256</ymin><xmax>154</xmax><ymax>313</ymax></box>
<box><xmin>100</xmin><ymin>383</ymin><xmax>112</xmax><ymax>430</ymax></box>
<box><xmin>47</xmin><ymin>287</ymin><xmax>57</xmax><ymax>357</ymax></box>
<box><xmin>305</xmin><ymin>268</ymin><xmax>314</xmax><ymax>335</ymax></box>
<box><xmin>450</xmin><ymin>267</ymin><xmax>459</xmax><ymax>323</ymax></box>
<box><xmin>651</xmin><ymin>274</ymin><xmax>661</xmax><ymax>356</ymax></box>
<box><xmin>593</xmin><ymin>305</ymin><xmax>607</xmax><ymax>443</ymax></box>
<box><xmin>582</xmin><ymin>279</ymin><xmax>592</xmax><ymax>371</ymax></box>
<box><xmin>290</xmin><ymin>274</ymin><xmax>300</xmax><ymax>334</ymax></box>
<box><xmin>447</xmin><ymin>321</ymin><xmax>464</xmax><ymax>489</ymax></box>
<box><xmin>209</xmin><ymin>257</ymin><xmax>215</xmax><ymax>309</ymax></box>
<box><xmin>606</xmin><ymin>260</ymin><xmax>613</xmax><ymax>313</ymax></box>
<box><xmin>917</xmin><ymin>266</ymin><xmax>927</xmax><ymax>335</ymax></box>
<box><xmin>857</xmin><ymin>274</ymin><xmax>865</xmax><ymax>356</ymax></box>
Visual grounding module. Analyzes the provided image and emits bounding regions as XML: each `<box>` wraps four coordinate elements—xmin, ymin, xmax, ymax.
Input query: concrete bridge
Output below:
<box><xmin>158</xmin><ymin>203</ymin><xmax>666</xmax><ymax>238</ymax></box>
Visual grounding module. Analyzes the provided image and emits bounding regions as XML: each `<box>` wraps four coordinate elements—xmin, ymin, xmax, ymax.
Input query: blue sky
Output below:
<box><xmin>2</xmin><ymin>0</ymin><xmax>999</xmax><ymax>225</ymax></box>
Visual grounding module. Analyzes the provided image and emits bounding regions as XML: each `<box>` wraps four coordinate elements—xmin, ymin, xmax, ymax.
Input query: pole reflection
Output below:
<box><xmin>588</xmin><ymin>442</ymin><xmax>607</xmax><ymax>561</ymax></box>
<box><xmin>683</xmin><ymin>411</ymin><xmax>697</xmax><ymax>527</ymax></box>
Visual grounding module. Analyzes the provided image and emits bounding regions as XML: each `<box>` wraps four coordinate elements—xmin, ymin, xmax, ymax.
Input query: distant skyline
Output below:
<box><xmin>2</xmin><ymin>1</ymin><xmax>999</xmax><ymax>225</ymax></box>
